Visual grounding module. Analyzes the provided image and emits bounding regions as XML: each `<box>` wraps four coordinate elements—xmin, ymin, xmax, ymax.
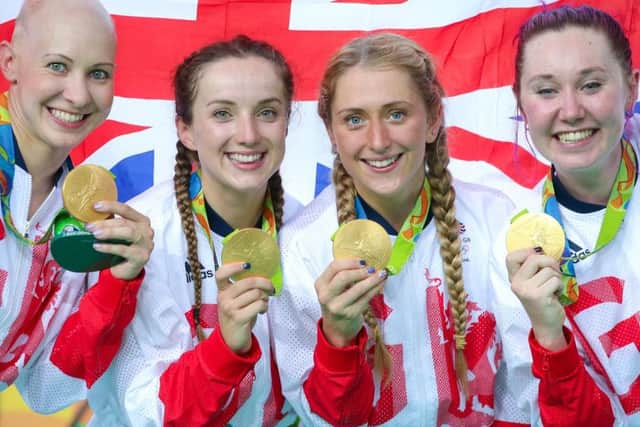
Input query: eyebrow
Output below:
<box><xmin>43</xmin><ymin>53</ymin><xmax>114</xmax><ymax>68</ymax></box>
<box><xmin>206</xmin><ymin>97</ymin><xmax>283</xmax><ymax>107</ymax></box>
<box><xmin>528</xmin><ymin>67</ymin><xmax>608</xmax><ymax>82</ymax></box>
<box><xmin>335</xmin><ymin>100</ymin><xmax>412</xmax><ymax>115</ymax></box>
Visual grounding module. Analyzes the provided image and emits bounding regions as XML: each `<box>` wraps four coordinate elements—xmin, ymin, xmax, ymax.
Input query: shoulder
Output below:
<box><xmin>127</xmin><ymin>179</ymin><xmax>180</xmax><ymax>233</ymax></box>
<box><xmin>279</xmin><ymin>186</ymin><xmax>337</xmax><ymax>253</ymax></box>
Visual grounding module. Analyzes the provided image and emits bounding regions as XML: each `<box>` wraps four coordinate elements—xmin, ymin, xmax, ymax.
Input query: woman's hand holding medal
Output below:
<box><xmin>55</xmin><ymin>164</ymin><xmax>154</xmax><ymax>280</ymax></box>
<box><xmin>505</xmin><ymin>212</ymin><xmax>568</xmax><ymax>351</ymax></box>
<box><xmin>217</xmin><ymin>229</ymin><xmax>279</xmax><ymax>354</ymax></box>
<box><xmin>317</xmin><ymin>220</ymin><xmax>391</xmax><ymax>347</ymax></box>
<box><xmin>87</xmin><ymin>200</ymin><xmax>154</xmax><ymax>281</ymax></box>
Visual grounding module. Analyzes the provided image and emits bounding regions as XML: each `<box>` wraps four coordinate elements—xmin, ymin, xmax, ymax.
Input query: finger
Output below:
<box><xmin>539</xmin><ymin>275</ymin><xmax>564</xmax><ymax>298</ymax></box>
<box><xmin>93</xmin><ymin>240</ymin><xmax>148</xmax><ymax>262</ymax></box>
<box><xmin>222</xmin><ymin>287</ymin><xmax>271</xmax><ymax>312</ymax></box>
<box><xmin>93</xmin><ymin>201</ymin><xmax>150</xmax><ymax>224</ymax></box>
<box><xmin>226</xmin><ymin>299</ymin><xmax>270</xmax><ymax>324</ymax></box>
<box><xmin>316</xmin><ymin>258</ymin><xmax>368</xmax><ymax>291</ymax></box>
<box><xmin>224</xmin><ymin>276</ymin><xmax>274</xmax><ymax>299</ymax></box>
<box><xmin>516</xmin><ymin>254</ymin><xmax>561</xmax><ymax>282</ymax></box>
<box><xmin>505</xmin><ymin>248</ymin><xmax>535</xmax><ymax>279</ymax></box>
<box><xmin>324</xmin><ymin>269</ymin><xmax>386</xmax><ymax>316</ymax></box>
<box><xmin>215</xmin><ymin>262</ymin><xmax>250</xmax><ymax>291</ymax></box>
<box><xmin>338</xmin><ymin>269</ymin><xmax>387</xmax><ymax>308</ymax></box>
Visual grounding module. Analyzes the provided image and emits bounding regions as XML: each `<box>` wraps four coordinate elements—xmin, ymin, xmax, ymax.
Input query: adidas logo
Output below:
<box><xmin>567</xmin><ymin>240</ymin><xmax>591</xmax><ymax>263</ymax></box>
<box><xmin>185</xmin><ymin>261</ymin><xmax>214</xmax><ymax>283</ymax></box>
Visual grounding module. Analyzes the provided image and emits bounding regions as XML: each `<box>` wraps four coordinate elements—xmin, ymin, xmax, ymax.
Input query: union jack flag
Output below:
<box><xmin>1</xmin><ymin>0</ymin><xmax>639</xmax><ymax>207</ymax></box>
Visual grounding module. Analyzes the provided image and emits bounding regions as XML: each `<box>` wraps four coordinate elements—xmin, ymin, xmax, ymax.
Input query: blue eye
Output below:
<box><xmin>213</xmin><ymin>110</ymin><xmax>231</xmax><ymax>120</ymax></box>
<box><xmin>536</xmin><ymin>87</ymin><xmax>556</xmax><ymax>96</ymax></box>
<box><xmin>47</xmin><ymin>62</ymin><xmax>67</xmax><ymax>73</ymax></box>
<box><xmin>389</xmin><ymin>111</ymin><xmax>405</xmax><ymax>121</ymax></box>
<box><xmin>346</xmin><ymin>115</ymin><xmax>362</xmax><ymax>127</ymax></box>
<box><xmin>90</xmin><ymin>69</ymin><xmax>110</xmax><ymax>80</ymax></box>
<box><xmin>259</xmin><ymin>109</ymin><xmax>277</xmax><ymax>121</ymax></box>
<box><xmin>582</xmin><ymin>81</ymin><xmax>602</xmax><ymax>92</ymax></box>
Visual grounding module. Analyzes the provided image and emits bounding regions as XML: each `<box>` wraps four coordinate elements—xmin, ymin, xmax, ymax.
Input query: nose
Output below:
<box><xmin>237</xmin><ymin>114</ymin><xmax>259</xmax><ymax>145</ymax></box>
<box><xmin>368</xmin><ymin>119</ymin><xmax>391</xmax><ymax>153</ymax></box>
<box><xmin>62</xmin><ymin>73</ymin><xmax>92</xmax><ymax>108</ymax></box>
<box><xmin>558</xmin><ymin>89</ymin><xmax>584</xmax><ymax>124</ymax></box>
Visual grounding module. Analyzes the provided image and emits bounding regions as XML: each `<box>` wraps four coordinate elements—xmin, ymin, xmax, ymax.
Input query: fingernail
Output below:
<box><xmin>534</xmin><ymin>246</ymin><xmax>544</xmax><ymax>254</ymax></box>
<box><xmin>243</xmin><ymin>262</ymin><xmax>251</xmax><ymax>270</ymax></box>
<box><xmin>367</xmin><ymin>266</ymin><xmax>375</xmax><ymax>274</ymax></box>
<box><xmin>92</xmin><ymin>229</ymin><xmax>104</xmax><ymax>238</ymax></box>
<box><xmin>93</xmin><ymin>202</ymin><xmax>104</xmax><ymax>210</ymax></box>
<box><xmin>379</xmin><ymin>269</ymin><xmax>388</xmax><ymax>279</ymax></box>
<box><xmin>270</xmin><ymin>286</ymin><xmax>276</xmax><ymax>295</ymax></box>
<box><xmin>85</xmin><ymin>223</ymin><xmax>96</xmax><ymax>231</ymax></box>
<box><xmin>359</xmin><ymin>259</ymin><xmax>367</xmax><ymax>266</ymax></box>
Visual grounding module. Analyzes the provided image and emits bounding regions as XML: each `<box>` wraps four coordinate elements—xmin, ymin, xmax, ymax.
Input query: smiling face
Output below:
<box><xmin>177</xmin><ymin>56</ymin><xmax>288</xmax><ymax>200</ymax></box>
<box><xmin>327</xmin><ymin>65</ymin><xmax>439</xmax><ymax>211</ymax></box>
<box><xmin>0</xmin><ymin>0</ymin><xmax>115</xmax><ymax>157</ymax></box>
<box><xmin>518</xmin><ymin>26</ymin><xmax>637</xmax><ymax>180</ymax></box>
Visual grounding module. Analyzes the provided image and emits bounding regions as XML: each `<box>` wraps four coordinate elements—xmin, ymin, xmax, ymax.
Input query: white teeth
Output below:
<box><xmin>50</xmin><ymin>109</ymin><xmax>84</xmax><ymax>123</ymax></box>
<box><xmin>557</xmin><ymin>129</ymin><xmax>594</xmax><ymax>143</ymax></box>
<box><xmin>366</xmin><ymin>155</ymin><xmax>398</xmax><ymax>168</ymax></box>
<box><xmin>228</xmin><ymin>153</ymin><xmax>262</xmax><ymax>163</ymax></box>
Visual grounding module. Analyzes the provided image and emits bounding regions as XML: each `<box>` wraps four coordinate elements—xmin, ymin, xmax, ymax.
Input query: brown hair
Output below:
<box><xmin>513</xmin><ymin>5</ymin><xmax>632</xmax><ymax>102</ymax></box>
<box><xmin>319</xmin><ymin>33</ymin><xmax>469</xmax><ymax>393</ymax></box>
<box><xmin>173</xmin><ymin>35</ymin><xmax>293</xmax><ymax>340</ymax></box>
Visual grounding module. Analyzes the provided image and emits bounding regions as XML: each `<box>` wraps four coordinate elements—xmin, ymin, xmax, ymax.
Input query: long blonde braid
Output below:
<box><xmin>332</xmin><ymin>156</ymin><xmax>392</xmax><ymax>382</ymax></box>
<box><xmin>425</xmin><ymin>129</ymin><xmax>469</xmax><ymax>395</ymax></box>
<box><xmin>173</xmin><ymin>142</ymin><xmax>206</xmax><ymax>342</ymax></box>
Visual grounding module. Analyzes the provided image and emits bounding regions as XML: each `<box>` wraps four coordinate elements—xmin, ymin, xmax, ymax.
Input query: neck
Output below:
<box><xmin>356</xmin><ymin>174</ymin><xmax>424</xmax><ymax>232</ymax></box>
<box><xmin>202</xmin><ymin>183</ymin><xmax>266</xmax><ymax>230</ymax></box>
<box><xmin>11</xmin><ymin>127</ymin><xmax>68</xmax><ymax>219</ymax></box>
<box><xmin>554</xmin><ymin>145</ymin><xmax>622</xmax><ymax>206</ymax></box>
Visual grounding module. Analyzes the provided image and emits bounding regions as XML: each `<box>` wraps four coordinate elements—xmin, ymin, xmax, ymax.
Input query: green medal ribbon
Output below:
<box><xmin>0</xmin><ymin>92</ymin><xmax>55</xmax><ymax>246</ymax></box>
<box><xmin>542</xmin><ymin>139</ymin><xmax>636</xmax><ymax>304</ymax></box>
<box><xmin>188</xmin><ymin>169</ymin><xmax>282</xmax><ymax>289</ymax></box>
<box><xmin>355</xmin><ymin>177</ymin><xmax>431</xmax><ymax>275</ymax></box>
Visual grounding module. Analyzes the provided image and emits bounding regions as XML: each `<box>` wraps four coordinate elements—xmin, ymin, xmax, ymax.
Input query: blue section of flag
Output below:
<box><xmin>112</xmin><ymin>151</ymin><xmax>154</xmax><ymax>202</ymax></box>
<box><xmin>315</xmin><ymin>162</ymin><xmax>331</xmax><ymax>196</ymax></box>
<box><xmin>635</xmin><ymin>101</ymin><xmax>640</xmax><ymax>114</ymax></box>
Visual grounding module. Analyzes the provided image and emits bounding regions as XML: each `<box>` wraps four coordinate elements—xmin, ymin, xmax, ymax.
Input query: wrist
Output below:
<box><xmin>532</xmin><ymin>325</ymin><xmax>567</xmax><ymax>351</ymax></box>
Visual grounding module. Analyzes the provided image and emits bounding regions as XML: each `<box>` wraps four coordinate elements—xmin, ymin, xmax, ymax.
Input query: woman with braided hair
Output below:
<box><xmin>270</xmin><ymin>33</ymin><xmax>519</xmax><ymax>426</ymax></box>
<box><xmin>90</xmin><ymin>35</ymin><xmax>300</xmax><ymax>426</ymax></box>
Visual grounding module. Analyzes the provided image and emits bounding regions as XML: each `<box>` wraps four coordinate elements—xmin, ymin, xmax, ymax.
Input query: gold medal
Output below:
<box><xmin>332</xmin><ymin>219</ymin><xmax>392</xmax><ymax>270</ymax></box>
<box><xmin>62</xmin><ymin>164</ymin><xmax>117</xmax><ymax>223</ymax></box>
<box><xmin>506</xmin><ymin>212</ymin><xmax>565</xmax><ymax>260</ymax></box>
<box><xmin>222</xmin><ymin>228</ymin><xmax>280</xmax><ymax>281</ymax></box>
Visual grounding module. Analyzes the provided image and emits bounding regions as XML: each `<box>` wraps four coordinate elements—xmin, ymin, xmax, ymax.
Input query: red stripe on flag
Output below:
<box><xmin>70</xmin><ymin>120</ymin><xmax>150</xmax><ymax>165</ymax></box>
<box><xmin>447</xmin><ymin>126</ymin><xmax>548</xmax><ymax>188</ymax></box>
<box><xmin>1</xmin><ymin>0</ymin><xmax>638</xmax><ymax>100</ymax></box>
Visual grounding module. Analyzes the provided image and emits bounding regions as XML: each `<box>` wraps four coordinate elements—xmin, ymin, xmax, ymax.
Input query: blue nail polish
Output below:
<box><xmin>359</xmin><ymin>259</ymin><xmax>367</xmax><ymax>266</ymax></box>
<box><xmin>379</xmin><ymin>269</ymin><xmax>388</xmax><ymax>279</ymax></box>
<box><xmin>243</xmin><ymin>262</ymin><xmax>251</xmax><ymax>270</ymax></box>
<box><xmin>367</xmin><ymin>266</ymin><xmax>375</xmax><ymax>274</ymax></box>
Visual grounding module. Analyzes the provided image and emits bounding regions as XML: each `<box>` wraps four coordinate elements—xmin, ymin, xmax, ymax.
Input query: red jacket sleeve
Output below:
<box><xmin>530</xmin><ymin>327</ymin><xmax>615</xmax><ymax>427</ymax></box>
<box><xmin>51</xmin><ymin>268</ymin><xmax>144</xmax><ymax>387</ymax></box>
<box><xmin>159</xmin><ymin>326</ymin><xmax>261</xmax><ymax>427</ymax></box>
<box><xmin>303</xmin><ymin>319</ymin><xmax>374</xmax><ymax>427</ymax></box>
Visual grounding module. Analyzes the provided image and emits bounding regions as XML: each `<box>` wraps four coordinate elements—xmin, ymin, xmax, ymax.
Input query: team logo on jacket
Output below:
<box><xmin>184</xmin><ymin>261</ymin><xmax>214</xmax><ymax>283</ymax></box>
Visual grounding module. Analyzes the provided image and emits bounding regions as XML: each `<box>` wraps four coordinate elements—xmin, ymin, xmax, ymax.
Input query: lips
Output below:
<box><xmin>227</xmin><ymin>152</ymin><xmax>265</xmax><ymax>163</ymax></box>
<box><xmin>555</xmin><ymin>129</ymin><xmax>596</xmax><ymax>143</ymax></box>
<box><xmin>363</xmin><ymin>154</ymin><xmax>400</xmax><ymax>168</ymax></box>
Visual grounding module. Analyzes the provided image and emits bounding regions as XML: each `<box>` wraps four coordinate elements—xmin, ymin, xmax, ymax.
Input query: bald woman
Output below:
<box><xmin>0</xmin><ymin>0</ymin><xmax>153</xmax><ymax>412</ymax></box>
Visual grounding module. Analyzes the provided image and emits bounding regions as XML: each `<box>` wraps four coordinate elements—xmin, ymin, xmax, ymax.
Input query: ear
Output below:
<box><xmin>625</xmin><ymin>70</ymin><xmax>639</xmax><ymax>113</ymax></box>
<box><xmin>325</xmin><ymin>123</ymin><xmax>338</xmax><ymax>154</ymax></box>
<box><xmin>426</xmin><ymin>105</ymin><xmax>444</xmax><ymax>144</ymax></box>
<box><xmin>175</xmin><ymin>116</ymin><xmax>196</xmax><ymax>151</ymax></box>
<box><xmin>0</xmin><ymin>41</ymin><xmax>17</xmax><ymax>83</ymax></box>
